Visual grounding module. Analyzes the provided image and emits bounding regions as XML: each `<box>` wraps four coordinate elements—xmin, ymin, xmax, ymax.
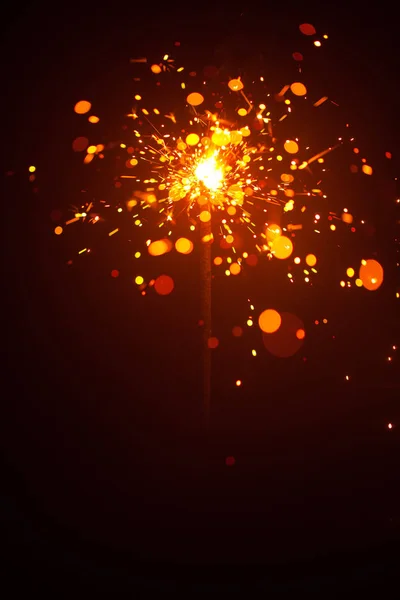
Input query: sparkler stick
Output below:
<box><xmin>200</xmin><ymin>217</ymin><xmax>212</xmax><ymax>427</ymax></box>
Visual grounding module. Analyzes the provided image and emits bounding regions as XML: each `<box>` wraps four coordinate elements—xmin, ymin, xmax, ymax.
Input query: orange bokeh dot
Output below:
<box><xmin>199</xmin><ymin>210</ymin><xmax>211</xmax><ymax>223</ymax></box>
<box><xmin>208</xmin><ymin>337</ymin><xmax>219</xmax><ymax>349</ymax></box>
<box><xmin>54</xmin><ymin>226</ymin><xmax>63</xmax><ymax>235</ymax></box>
<box><xmin>305</xmin><ymin>253</ymin><xmax>317</xmax><ymax>267</ymax></box>
<box><xmin>88</xmin><ymin>115</ymin><xmax>100</xmax><ymax>123</ymax></box>
<box><xmin>362</xmin><ymin>164</ymin><xmax>373</xmax><ymax>175</ymax></box>
<box><xmin>175</xmin><ymin>237</ymin><xmax>193</xmax><ymax>254</ymax></box>
<box><xmin>228</xmin><ymin>78</ymin><xmax>244</xmax><ymax>91</ymax></box>
<box><xmin>290</xmin><ymin>82</ymin><xmax>307</xmax><ymax>96</ymax></box>
<box><xmin>151</xmin><ymin>64</ymin><xmax>162</xmax><ymax>74</ymax></box>
<box><xmin>296</xmin><ymin>328</ymin><xmax>306</xmax><ymax>340</ymax></box>
<box><xmin>232</xmin><ymin>326</ymin><xmax>243</xmax><ymax>337</ymax></box>
<box><xmin>258</xmin><ymin>309</ymin><xmax>282</xmax><ymax>333</ymax></box>
<box><xmin>214</xmin><ymin>256</ymin><xmax>223</xmax><ymax>266</ymax></box>
<box><xmin>359</xmin><ymin>259</ymin><xmax>384</xmax><ymax>291</ymax></box>
<box><xmin>148</xmin><ymin>239</ymin><xmax>172</xmax><ymax>256</ymax></box>
<box><xmin>229</xmin><ymin>262</ymin><xmax>241</xmax><ymax>275</ymax></box>
<box><xmin>154</xmin><ymin>274</ymin><xmax>174</xmax><ymax>295</ymax></box>
<box><xmin>74</xmin><ymin>100</ymin><xmax>91</xmax><ymax>114</ymax></box>
<box><xmin>186</xmin><ymin>92</ymin><xmax>204</xmax><ymax>106</ymax></box>
<box><xmin>284</xmin><ymin>140</ymin><xmax>299</xmax><ymax>154</ymax></box>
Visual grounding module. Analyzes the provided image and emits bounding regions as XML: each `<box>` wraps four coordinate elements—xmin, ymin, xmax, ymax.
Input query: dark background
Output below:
<box><xmin>2</xmin><ymin>1</ymin><xmax>400</xmax><ymax>593</ymax></box>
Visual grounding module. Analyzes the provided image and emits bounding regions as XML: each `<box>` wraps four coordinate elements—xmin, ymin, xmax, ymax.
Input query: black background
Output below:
<box><xmin>2</xmin><ymin>1</ymin><xmax>400</xmax><ymax>593</ymax></box>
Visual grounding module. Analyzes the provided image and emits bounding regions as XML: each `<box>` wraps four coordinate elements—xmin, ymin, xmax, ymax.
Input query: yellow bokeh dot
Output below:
<box><xmin>290</xmin><ymin>82</ymin><xmax>307</xmax><ymax>96</ymax></box>
<box><xmin>212</xmin><ymin>130</ymin><xmax>230</xmax><ymax>146</ymax></box>
<box><xmin>130</xmin><ymin>158</ymin><xmax>138</xmax><ymax>166</ymax></box>
<box><xmin>355</xmin><ymin>278</ymin><xmax>363</xmax><ymax>287</ymax></box>
<box><xmin>186</xmin><ymin>92</ymin><xmax>204</xmax><ymax>106</ymax></box>
<box><xmin>237</xmin><ymin>108</ymin><xmax>247</xmax><ymax>116</ymax></box>
<box><xmin>306</xmin><ymin>254</ymin><xmax>317</xmax><ymax>267</ymax></box>
<box><xmin>135</xmin><ymin>275</ymin><xmax>144</xmax><ymax>285</ymax></box>
<box><xmin>28</xmin><ymin>165</ymin><xmax>36</xmax><ymax>173</ymax></box>
<box><xmin>271</xmin><ymin>235</ymin><xmax>293</xmax><ymax>259</ymax></box>
<box><xmin>258</xmin><ymin>309</ymin><xmax>281</xmax><ymax>333</ymax></box>
<box><xmin>284</xmin><ymin>140</ymin><xmax>299</xmax><ymax>154</ymax></box>
<box><xmin>74</xmin><ymin>100</ymin><xmax>91</xmax><ymax>114</ymax></box>
<box><xmin>88</xmin><ymin>115</ymin><xmax>100</xmax><ymax>123</ymax></box>
<box><xmin>294</xmin><ymin>257</ymin><xmax>301</xmax><ymax>264</ymax></box>
<box><xmin>87</xmin><ymin>145</ymin><xmax>97</xmax><ymax>154</ymax></box>
<box><xmin>186</xmin><ymin>133</ymin><xmax>200</xmax><ymax>146</ymax></box>
<box><xmin>134</xmin><ymin>252</ymin><xmax>141</xmax><ymax>258</ymax></box>
<box><xmin>266</xmin><ymin>224</ymin><xmax>281</xmax><ymax>242</ymax></box>
<box><xmin>240</xmin><ymin>126</ymin><xmax>251</xmax><ymax>137</ymax></box>
<box><xmin>230</xmin><ymin>130</ymin><xmax>243</xmax><ymax>145</ymax></box>
<box><xmin>54</xmin><ymin>226</ymin><xmax>63</xmax><ymax>235</ymax></box>
<box><xmin>346</xmin><ymin>267</ymin><xmax>355</xmax><ymax>277</ymax></box>
<box><xmin>226</xmin><ymin>234</ymin><xmax>234</xmax><ymax>244</ymax></box>
<box><xmin>199</xmin><ymin>210</ymin><xmax>211</xmax><ymax>223</ymax></box>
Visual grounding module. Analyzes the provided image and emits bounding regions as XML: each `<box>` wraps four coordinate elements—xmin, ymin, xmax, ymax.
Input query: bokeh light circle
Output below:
<box><xmin>299</xmin><ymin>23</ymin><xmax>316</xmax><ymax>35</ymax></box>
<box><xmin>175</xmin><ymin>237</ymin><xmax>193</xmax><ymax>254</ymax></box>
<box><xmin>305</xmin><ymin>254</ymin><xmax>317</xmax><ymax>267</ymax></box>
<box><xmin>187</xmin><ymin>92</ymin><xmax>204</xmax><ymax>106</ymax></box>
<box><xmin>290</xmin><ymin>82</ymin><xmax>307</xmax><ymax>96</ymax></box>
<box><xmin>258</xmin><ymin>309</ymin><xmax>282</xmax><ymax>333</ymax></box>
<box><xmin>228</xmin><ymin>79</ymin><xmax>244</xmax><ymax>91</ymax></box>
<box><xmin>148</xmin><ymin>239</ymin><xmax>173</xmax><ymax>256</ymax></box>
<box><xmin>359</xmin><ymin>259</ymin><xmax>384</xmax><ymax>291</ymax></box>
<box><xmin>154</xmin><ymin>274</ymin><xmax>174</xmax><ymax>295</ymax></box>
<box><xmin>262</xmin><ymin>312</ymin><xmax>305</xmax><ymax>357</ymax></box>
<box><xmin>74</xmin><ymin>100</ymin><xmax>91</xmax><ymax>114</ymax></box>
<box><xmin>72</xmin><ymin>137</ymin><xmax>89</xmax><ymax>152</ymax></box>
<box><xmin>271</xmin><ymin>236</ymin><xmax>293</xmax><ymax>259</ymax></box>
<box><xmin>186</xmin><ymin>133</ymin><xmax>200</xmax><ymax>146</ymax></box>
<box><xmin>284</xmin><ymin>140</ymin><xmax>299</xmax><ymax>154</ymax></box>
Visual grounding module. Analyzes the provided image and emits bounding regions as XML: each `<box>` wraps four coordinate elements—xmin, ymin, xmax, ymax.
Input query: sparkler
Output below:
<box><xmin>55</xmin><ymin>23</ymin><xmax>391</xmax><ymax>426</ymax></box>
